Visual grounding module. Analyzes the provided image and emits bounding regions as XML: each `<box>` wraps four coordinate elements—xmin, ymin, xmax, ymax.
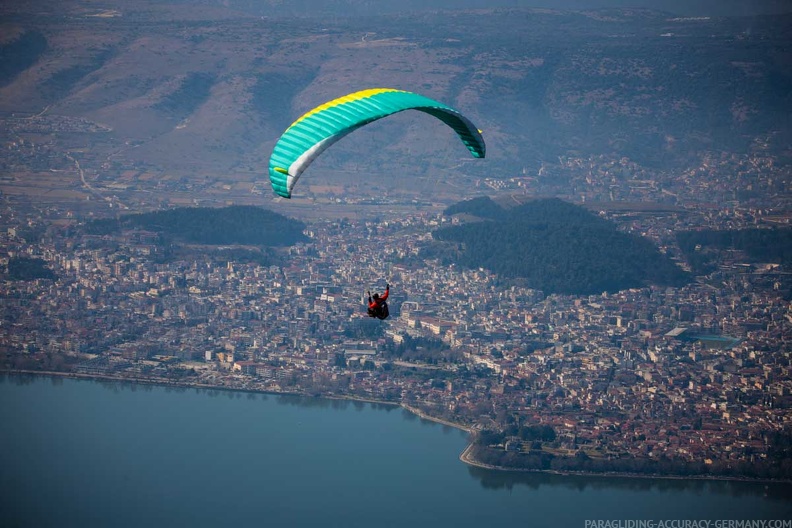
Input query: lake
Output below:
<box><xmin>1</xmin><ymin>374</ymin><xmax>790</xmax><ymax>527</ymax></box>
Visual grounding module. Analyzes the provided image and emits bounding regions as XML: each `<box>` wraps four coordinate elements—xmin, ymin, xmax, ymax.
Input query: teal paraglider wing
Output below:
<box><xmin>268</xmin><ymin>88</ymin><xmax>485</xmax><ymax>198</ymax></box>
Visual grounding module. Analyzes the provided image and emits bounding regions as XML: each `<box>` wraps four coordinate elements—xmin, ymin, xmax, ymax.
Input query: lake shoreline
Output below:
<box><xmin>3</xmin><ymin>368</ymin><xmax>790</xmax><ymax>485</ymax></box>
<box><xmin>457</xmin><ymin>442</ymin><xmax>792</xmax><ymax>485</ymax></box>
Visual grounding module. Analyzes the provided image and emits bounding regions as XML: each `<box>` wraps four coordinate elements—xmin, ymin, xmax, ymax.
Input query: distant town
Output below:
<box><xmin>1</xmin><ymin>135</ymin><xmax>790</xmax><ymax>478</ymax></box>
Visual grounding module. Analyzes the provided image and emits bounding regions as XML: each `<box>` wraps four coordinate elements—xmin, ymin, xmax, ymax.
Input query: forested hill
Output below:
<box><xmin>84</xmin><ymin>206</ymin><xmax>308</xmax><ymax>247</ymax></box>
<box><xmin>429</xmin><ymin>197</ymin><xmax>690</xmax><ymax>295</ymax></box>
<box><xmin>677</xmin><ymin>227</ymin><xmax>792</xmax><ymax>275</ymax></box>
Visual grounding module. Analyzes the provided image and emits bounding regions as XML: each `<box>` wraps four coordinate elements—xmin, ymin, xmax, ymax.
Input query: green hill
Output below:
<box><xmin>5</xmin><ymin>256</ymin><xmax>58</xmax><ymax>281</ymax></box>
<box><xmin>677</xmin><ymin>227</ymin><xmax>792</xmax><ymax>274</ymax></box>
<box><xmin>84</xmin><ymin>206</ymin><xmax>308</xmax><ymax>247</ymax></box>
<box><xmin>428</xmin><ymin>197</ymin><xmax>690</xmax><ymax>295</ymax></box>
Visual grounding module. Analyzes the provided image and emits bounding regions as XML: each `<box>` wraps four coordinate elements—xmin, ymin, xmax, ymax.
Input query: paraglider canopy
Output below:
<box><xmin>268</xmin><ymin>88</ymin><xmax>486</xmax><ymax>198</ymax></box>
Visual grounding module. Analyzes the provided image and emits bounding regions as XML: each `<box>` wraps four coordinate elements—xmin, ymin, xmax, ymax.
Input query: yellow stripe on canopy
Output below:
<box><xmin>287</xmin><ymin>88</ymin><xmax>403</xmax><ymax>130</ymax></box>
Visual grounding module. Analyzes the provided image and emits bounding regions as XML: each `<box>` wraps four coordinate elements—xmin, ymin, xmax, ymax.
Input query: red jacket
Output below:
<box><xmin>368</xmin><ymin>287</ymin><xmax>389</xmax><ymax>310</ymax></box>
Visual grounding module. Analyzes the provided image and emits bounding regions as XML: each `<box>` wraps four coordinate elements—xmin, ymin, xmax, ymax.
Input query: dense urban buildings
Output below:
<box><xmin>1</xmin><ymin>146</ymin><xmax>790</xmax><ymax>476</ymax></box>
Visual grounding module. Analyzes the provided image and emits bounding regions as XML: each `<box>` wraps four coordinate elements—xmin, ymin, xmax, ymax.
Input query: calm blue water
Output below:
<box><xmin>1</xmin><ymin>374</ymin><xmax>790</xmax><ymax>527</ymax></box>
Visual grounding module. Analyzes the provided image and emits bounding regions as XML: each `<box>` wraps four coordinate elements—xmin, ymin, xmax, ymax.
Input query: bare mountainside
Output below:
<box><xmin>1</xmin><ymin>0</ymin><xmax>791</xmax><ymax>201</ymax></box>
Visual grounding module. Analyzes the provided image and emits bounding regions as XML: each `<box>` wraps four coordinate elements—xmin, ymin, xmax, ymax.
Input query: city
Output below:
<box><xmin>1</xmin><ymin>142</ymin><xmax>790</xmax><ymax>477</ymax></box>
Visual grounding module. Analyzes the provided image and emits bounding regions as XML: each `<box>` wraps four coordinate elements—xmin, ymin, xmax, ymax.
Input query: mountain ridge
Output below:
<box><xmin>1</xmin><ymin>2</ymin><xmax>790</xmax><ymax>198</ymax></box>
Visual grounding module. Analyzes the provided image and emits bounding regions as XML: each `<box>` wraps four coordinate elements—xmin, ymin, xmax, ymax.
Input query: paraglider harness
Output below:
<box><xmin>367</xmin><ymin>285</ymin><xmax>390</xmax><ymax>320</ymax></box>
<box><xmin>368</xmin><ymin>301</ymin><xmax>389</xmax><ymax>320</ymax></box>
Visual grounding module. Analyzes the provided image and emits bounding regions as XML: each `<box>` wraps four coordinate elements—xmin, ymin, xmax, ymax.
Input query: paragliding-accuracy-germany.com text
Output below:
<box><xmin>584</xmin><ymin>521</ymin><xmax>792</xmax><ymax>528</ymax></box>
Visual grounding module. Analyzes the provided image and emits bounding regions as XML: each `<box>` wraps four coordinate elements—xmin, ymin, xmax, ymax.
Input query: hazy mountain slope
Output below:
<box><xmin>1</xmin><ymin>2</ymin><xmax>789</xmax><ymax>182</ymax></box>
<box><xmin>135</xmin><ymin>0</ymin><xmax>792</xmax><ymax>17</ymax></box>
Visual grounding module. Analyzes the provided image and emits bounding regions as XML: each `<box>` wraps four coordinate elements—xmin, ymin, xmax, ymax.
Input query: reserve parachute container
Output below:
<box><xmin>268</xmin><ymin>88</ymin><xmax>485</xmax><ymax>198</ymax></box>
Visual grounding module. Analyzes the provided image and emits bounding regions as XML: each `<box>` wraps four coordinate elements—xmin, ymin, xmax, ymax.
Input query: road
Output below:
<box><xmin>67</xmin><ymin>153</ymin><xmax>130</xmax><ymax>210</ymax></box>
